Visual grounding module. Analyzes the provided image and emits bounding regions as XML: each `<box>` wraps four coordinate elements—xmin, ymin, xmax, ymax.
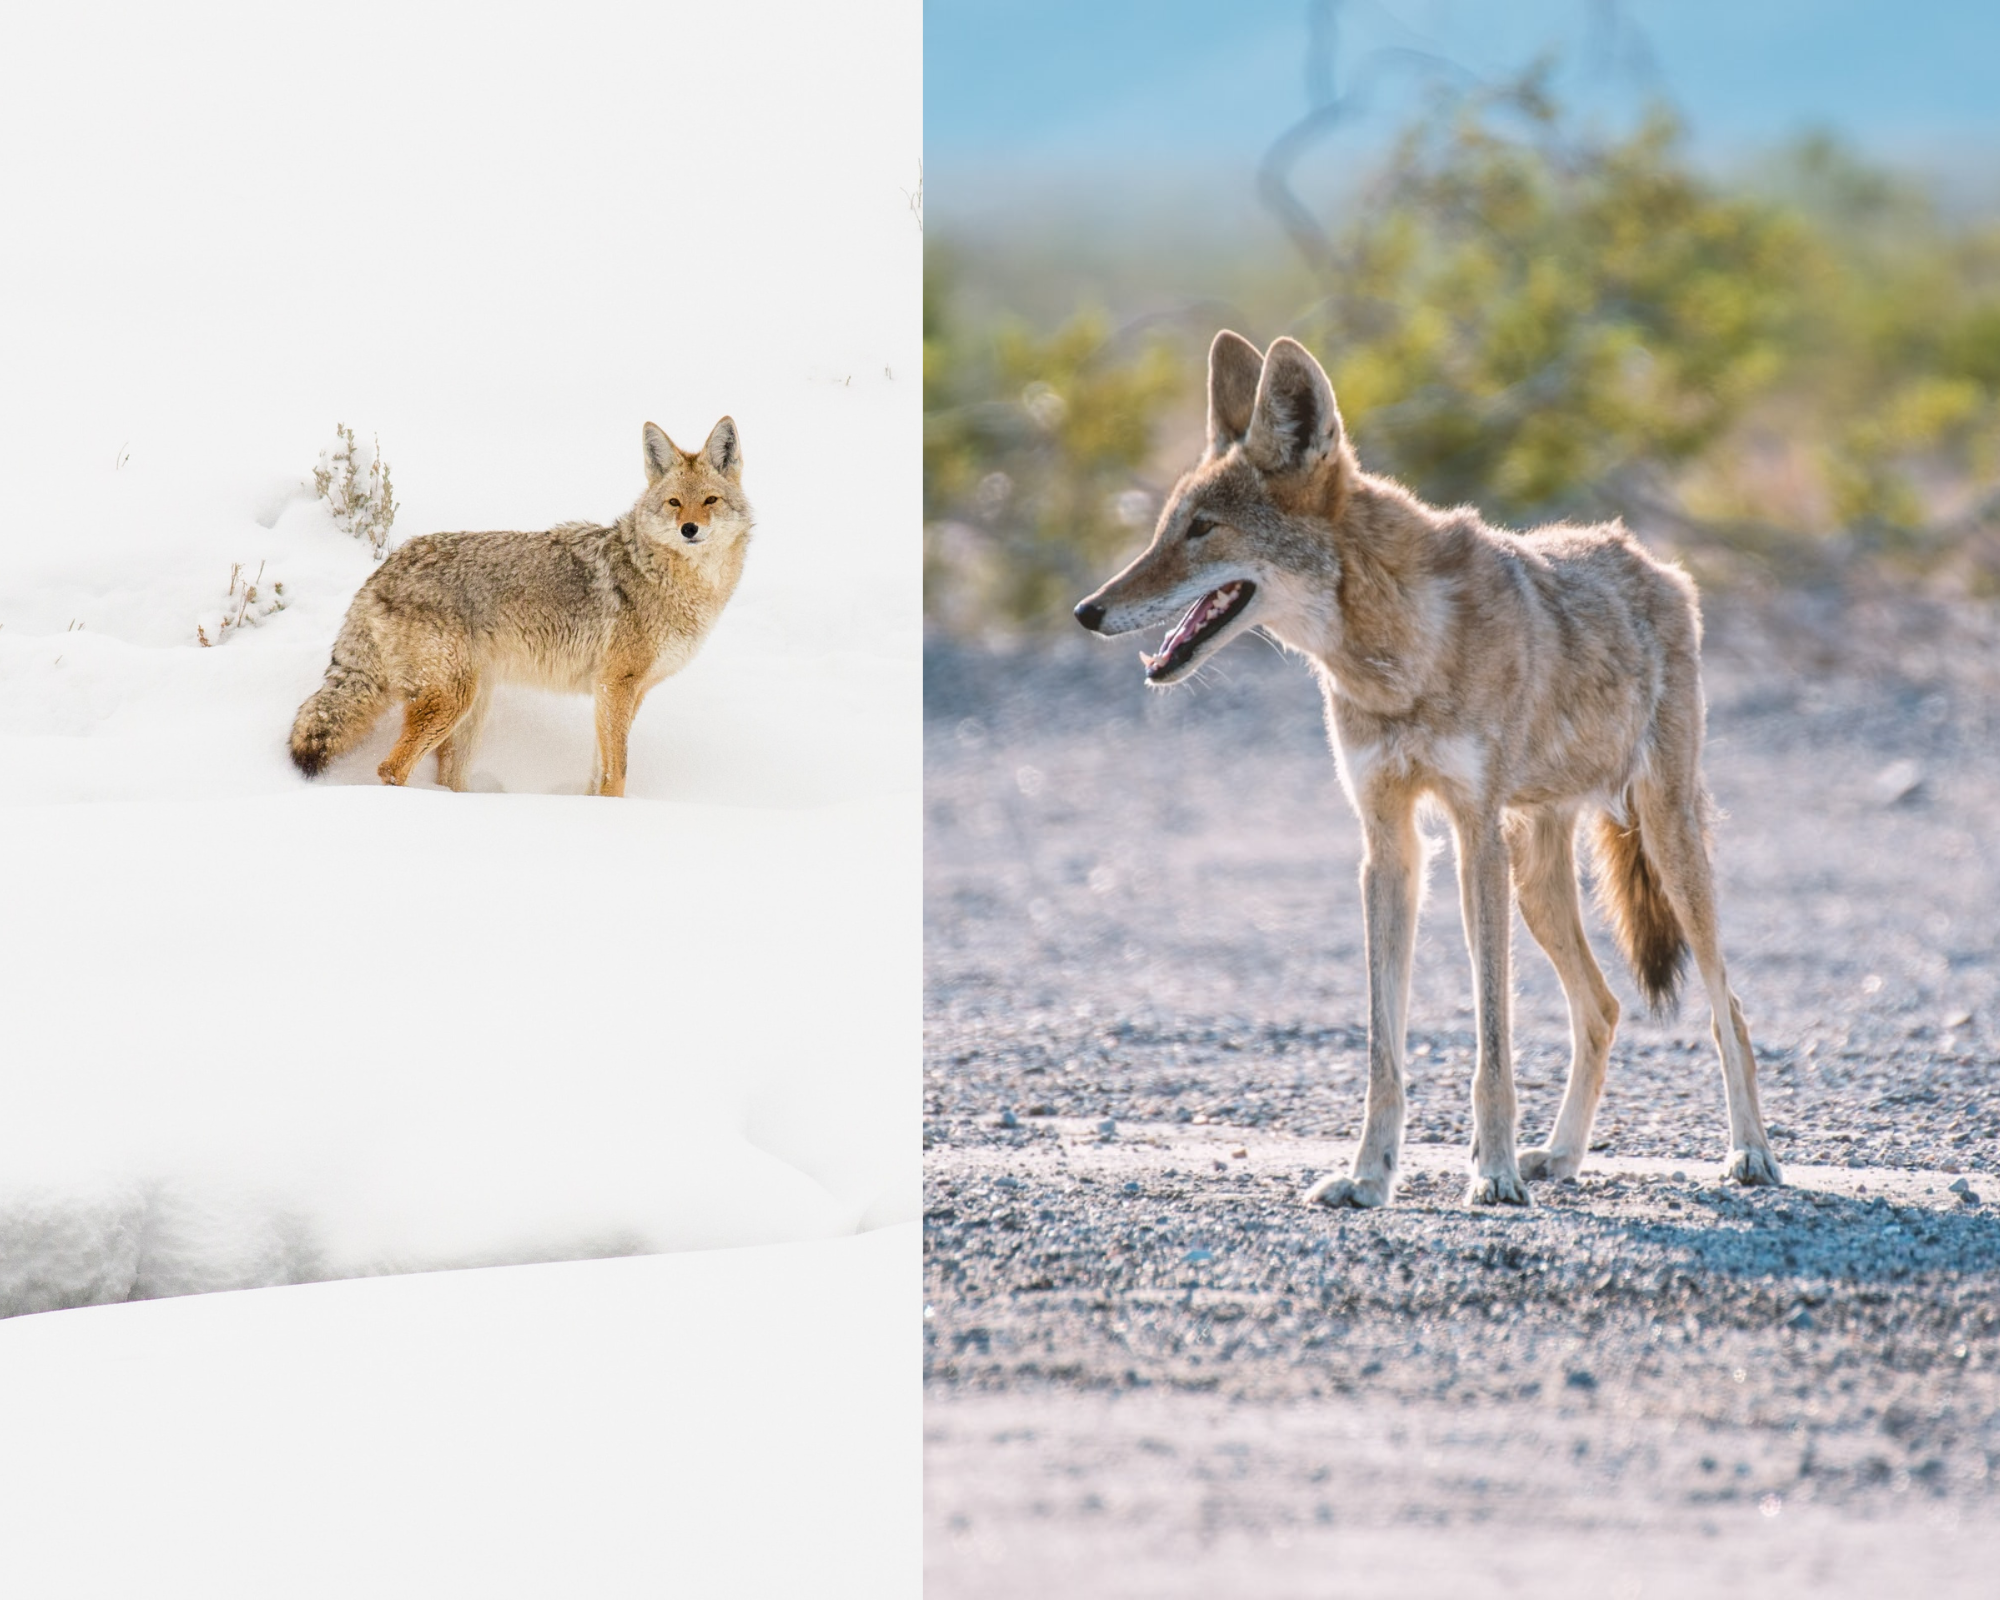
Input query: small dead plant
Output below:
<box><xmin>196</xmin><ymin>560</ymin><xmax>285</xmax><ymax>647</ymax></box>
<box><xmin>314</xmin><ymin>423</ymin><xmax>398</xmax><ymax>556</ymax></box>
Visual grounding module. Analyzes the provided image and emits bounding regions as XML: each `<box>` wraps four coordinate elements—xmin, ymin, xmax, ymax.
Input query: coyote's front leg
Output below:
<box><xmin>592</xmin><ymin>673</ymin><xmax>647</xmax><ymax>797</ymax></box>
<box><xmin>1457</xmin><ymin>816</ymin><xmax>1529</xmax><ymax>1206</ymax></box>
<box><xmin>1307</xmin><ymin>795</ymin><xmax>1421</xmax><ymax>1209</ymax></box>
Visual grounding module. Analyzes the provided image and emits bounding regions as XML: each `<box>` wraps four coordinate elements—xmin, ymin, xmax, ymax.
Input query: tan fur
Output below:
<box><xmin>1590</xmin><ymin>809</ymin><xmax>1691</xmax><ymax>1013</ymax></box>
<box><xmin>290</xmin><ymin>418</ymin><xmax>752</xmax><ymax>796</ymax></box>
<box><xmin>1076</xmin><ymin>333</ymin><xmax>1779</xmax><ymax>1207</ymax></box>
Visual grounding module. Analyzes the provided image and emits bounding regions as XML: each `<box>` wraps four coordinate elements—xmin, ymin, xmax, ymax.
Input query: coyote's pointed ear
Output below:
<box><xmin>1206</xmin><ymin>330</ymin><xmax>1263</xmax><ymax>457</ymax></box>
<box><xmin>642</xmin><ymin>422</ymin><xmax>679</xmax><ymax>483</ymax></box>
<box><xmin>701</xmin><ymin>416</ymin><xmax>742</xmax><ymax>478</ymax></box>
<box><xmin>1244</xmin><ymin>337</ymin><xmax>1344</xmax><ymax>476</ymax></box>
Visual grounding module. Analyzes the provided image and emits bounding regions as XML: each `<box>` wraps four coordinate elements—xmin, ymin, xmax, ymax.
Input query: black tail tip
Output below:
<box><xmin>290</xmin><ymin>741</ymin><xmax>326</xmax><ymax>778</ymax></box>
<box><xmin>1635</xmin><ymin>945</ymin><xmax>1688</xmax><ymax>1020</ymax></box>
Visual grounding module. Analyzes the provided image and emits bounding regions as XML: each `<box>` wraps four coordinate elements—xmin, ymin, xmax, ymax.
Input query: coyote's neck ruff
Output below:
<box><xmin>291</xmin><ymin>417</ymin><xmax>753</xmax><ymax>796</ymax></box>
<box><xmin>1077</xmin><ymin>332</ymin><xmax>1779</xmax><ymax>1208</ymax></box>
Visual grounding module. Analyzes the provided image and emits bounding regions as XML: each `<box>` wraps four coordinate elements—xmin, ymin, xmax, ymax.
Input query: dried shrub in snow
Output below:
<box><xmin>196</xmin><ymin>561</ymin><xmax>285</xmax><ymax>647</ymax></box>
<box><xmin>314</xmin><ymin>423</ymin><xmax>398</xmax><ymax>556</ymax></box>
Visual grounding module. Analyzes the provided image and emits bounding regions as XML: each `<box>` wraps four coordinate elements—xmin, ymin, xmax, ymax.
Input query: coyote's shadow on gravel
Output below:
<box><xmin>1598</xmin><ymin>1188</ymin><xmax>1999</xmax><ymax>1290</ymax></box>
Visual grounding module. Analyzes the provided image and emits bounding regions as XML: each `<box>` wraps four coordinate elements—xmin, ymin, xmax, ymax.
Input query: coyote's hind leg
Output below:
<box><xmin>379</xmin><ymin>677</ymin><xmax>475</xmax><ymax>787</ymax></box>
<box><xmin>433</xmin><ymin>681</ymin><xmax>491</xmax><ymax>792</ymax></box>
<box><xmin>1510</xmin><ymin>809</ymin><xmax>1620</xmax><ymax>1181</ymax></box>
<box><xmin>1632</xmin><ymin>780</ymin><xmax>1781</xmax><ymax>1186</ymax></box>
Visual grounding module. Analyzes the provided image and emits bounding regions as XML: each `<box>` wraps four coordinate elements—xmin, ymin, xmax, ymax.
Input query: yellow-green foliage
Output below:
<box><xmin>925</xmin><ymin>260</ymin><xmax>1182</xmax><ymax>631</ymax></box>
<box><xmin>1315</xmin><ymin>86</ymin><xmax>1805</xmax><ymax>523</ymax></box>
<box><xmin>1773</xmin><ymin>136</ymin><xmax>2000</xmax><ymax>544</ymax></box>
<box><xmin>925</xmin><ymin>78</ymin><xmax>2000</xmax><ymax>630</ymax></box>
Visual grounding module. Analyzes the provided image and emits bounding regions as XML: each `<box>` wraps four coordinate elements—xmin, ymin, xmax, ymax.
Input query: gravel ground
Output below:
<box><xmin>924</xmin><ymin>592</ymin><xmax>2000</xmax><ymax>1597</ymax></box>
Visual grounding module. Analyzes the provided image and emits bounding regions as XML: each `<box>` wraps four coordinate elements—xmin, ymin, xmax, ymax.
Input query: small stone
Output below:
<box><xmin>997</xmin><ymin>1107</ymin><xmax>1019</xmax><ymax>1129</ymax></box>
<box><xmin>1097</xmin><ymin>1119</ymin><xmax>1117</xmax><ymax>1139</ymax></box>
<box><xmin>1945</xmin><ymin>1009</ymin><xmax>1974</xmax><ymax>1030</ymax></box>
<box><xmin>1230</xmin><ymin>1147</ymin><xmax>1249</xmax><ymax>1160</ymax></box>
<box><xmin>1670</xmin><ymin>1170</ymin><xmax>1687</xmax><ymax>1183</ymax></box>
<box><xmin>1564</xmin><ymin>1368</ymin><xmax>1598</xmax><ymax>1391</ymax></box>
<box><xmin>1183</xmin><ymin>1247</ymin><xmax>1215</xmax><ymax>1265</ymax></box>
<box><xmin>1871</xmin><ymin>759</ymin><xmax>1923</xmax><ymax>806</ymax></box>
<box><xmin>1783</xmin><ymin>1305</ymin><xmax>1814</xmax><ymax>1331</ymax></box>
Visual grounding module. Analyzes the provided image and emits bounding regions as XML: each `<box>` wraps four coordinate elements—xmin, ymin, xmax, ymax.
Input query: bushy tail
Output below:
<box><xmin>1590</xmin><ymin>798</ymin><xmax>1687</xmax><ymax>1016</ymax></box>
<box><xmin>290</xmin><ymin>627</ymin><xmax>389</xmax><ymax>777</ymax></box>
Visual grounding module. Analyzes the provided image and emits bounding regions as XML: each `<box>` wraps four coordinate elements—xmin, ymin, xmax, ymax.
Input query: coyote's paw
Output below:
<box><xmin>1518</xmin><ymin>1145</ymin><xmax>1582</xmax><ymax>1182</ymax></box>
<box><xmin>1305</xmin><ymin>1173</ymin><xmax>1391</xmax><ymax>1210</ymax></box>
<box><xmin>1467</xmin><ymin>1172</ymin><xmax>1533</xmax><ymax>1207</ymax></box>
<box><xmin>1724</xmin><ymin>1146</ymin><xmax>1783</xmax><ymax>1187</ymax></box>
<box><xmin>376</xmin><ymin>763</ymin><xmax>405</xmax><ymax>787</ymax></box>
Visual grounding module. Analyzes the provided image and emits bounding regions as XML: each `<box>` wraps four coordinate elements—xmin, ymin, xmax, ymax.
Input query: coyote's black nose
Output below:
<box><xmin>680</xmin><ymin>522</ymin><xmax>700</xmax><ymax>540</ymax></box>
<box><xmin>1074</xmin><ymin>600</ymin><xmax>1106</xmax><ymax>632</ymax></box>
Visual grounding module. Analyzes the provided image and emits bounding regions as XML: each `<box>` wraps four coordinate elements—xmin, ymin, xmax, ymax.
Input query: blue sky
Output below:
<box><xmin>928</xmin><ymin>0</ymin><xmax>2000</xmax><ymax>205</ymax></box>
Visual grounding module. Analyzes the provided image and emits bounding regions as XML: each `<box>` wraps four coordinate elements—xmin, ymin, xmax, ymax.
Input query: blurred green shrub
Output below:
<box><xmin>1764</xmin><ymin>134</ymin><xmax>2000</xmax><ymax>552</ymax></box>
<box><xmin>925</xmin><ymin>75</ymin><xmax>2000</xmax><ymax>631</ymax></box>
<box><xmin>924</xmin><ymin>255</ymin><xmax>1184</xmax><ymax>632</ymax></box>
<box><xmin>1306</xmin><ymin>80</ymin><xmax>1805</xmax><ymax>525</ymax></box>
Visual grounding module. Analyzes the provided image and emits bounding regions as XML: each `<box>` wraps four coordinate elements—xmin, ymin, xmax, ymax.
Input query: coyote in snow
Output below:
<box><xmin>291</xmin><ymin>418</ymin><xmax>752</xmax><ymax>797</ymax></box>
<box><xmin>1075</xmin><ymin>332</ymin><xmax>1779</xmax><ymax>1206</ymax></box>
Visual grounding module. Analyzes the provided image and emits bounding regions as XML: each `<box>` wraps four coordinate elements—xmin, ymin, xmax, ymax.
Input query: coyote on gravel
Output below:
<box><xmin>1074</xmin><ymin>332</ymin><xmax>1780</xmax><ymax>1207</ymax></box>
<box><xmin>291</xmin><ymin>418</ymin><xmax>752</xmax><ymax>796</ymax></box>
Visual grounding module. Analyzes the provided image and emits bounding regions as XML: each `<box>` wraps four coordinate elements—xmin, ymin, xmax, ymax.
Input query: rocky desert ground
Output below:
<box><xmin>925</xmin><ymin>590</ymin><xmax>2000</xmax><ymax>1597</ymax></box>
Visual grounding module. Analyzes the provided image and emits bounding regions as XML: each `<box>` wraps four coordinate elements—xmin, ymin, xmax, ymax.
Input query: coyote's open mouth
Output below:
<box><xmin>1144</xmin><ymin>581</ymin><xmax>1256</xmax><ymax>682</ymax></box>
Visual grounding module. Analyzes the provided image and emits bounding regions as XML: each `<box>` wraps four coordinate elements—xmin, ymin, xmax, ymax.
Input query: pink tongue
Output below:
<box><xmin>1165</xmin><ymin>583</ymin><xmax>1238</xmax><ymax>655</ymax></box>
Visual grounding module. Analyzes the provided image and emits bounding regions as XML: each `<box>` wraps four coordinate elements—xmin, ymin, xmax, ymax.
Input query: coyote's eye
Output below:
<box><xmin>667</xmin><ymin>498</ymin><xmax>681</xmax><ymax>508</ymax></box>
<box><xmin>703</xmin><ymin>496</ymin><xmax>719</xmax><ymax>506</ymax></box>
<box><xmin>1187</xmin><ymin>517</ymin><xmax>1216</xmax><ymax>540</ymax></box>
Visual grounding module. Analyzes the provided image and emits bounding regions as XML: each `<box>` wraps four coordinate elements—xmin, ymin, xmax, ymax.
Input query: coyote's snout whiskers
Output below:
<box><xmin>1077</xmin><ymin>331</ymin><xmax>1781</xmax><ymax>1208</ymax></box>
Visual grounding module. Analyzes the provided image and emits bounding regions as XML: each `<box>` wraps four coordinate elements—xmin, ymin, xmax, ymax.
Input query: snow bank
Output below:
<box><xmin>0</xmin><ymin>789</ymin><xmax>912</xmax><ymax>1313</ymax></box>
<box><xmin>0</xmin><ymin>1227</ymin><xmax>915</xmax><ymax>1598</ymax></box>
